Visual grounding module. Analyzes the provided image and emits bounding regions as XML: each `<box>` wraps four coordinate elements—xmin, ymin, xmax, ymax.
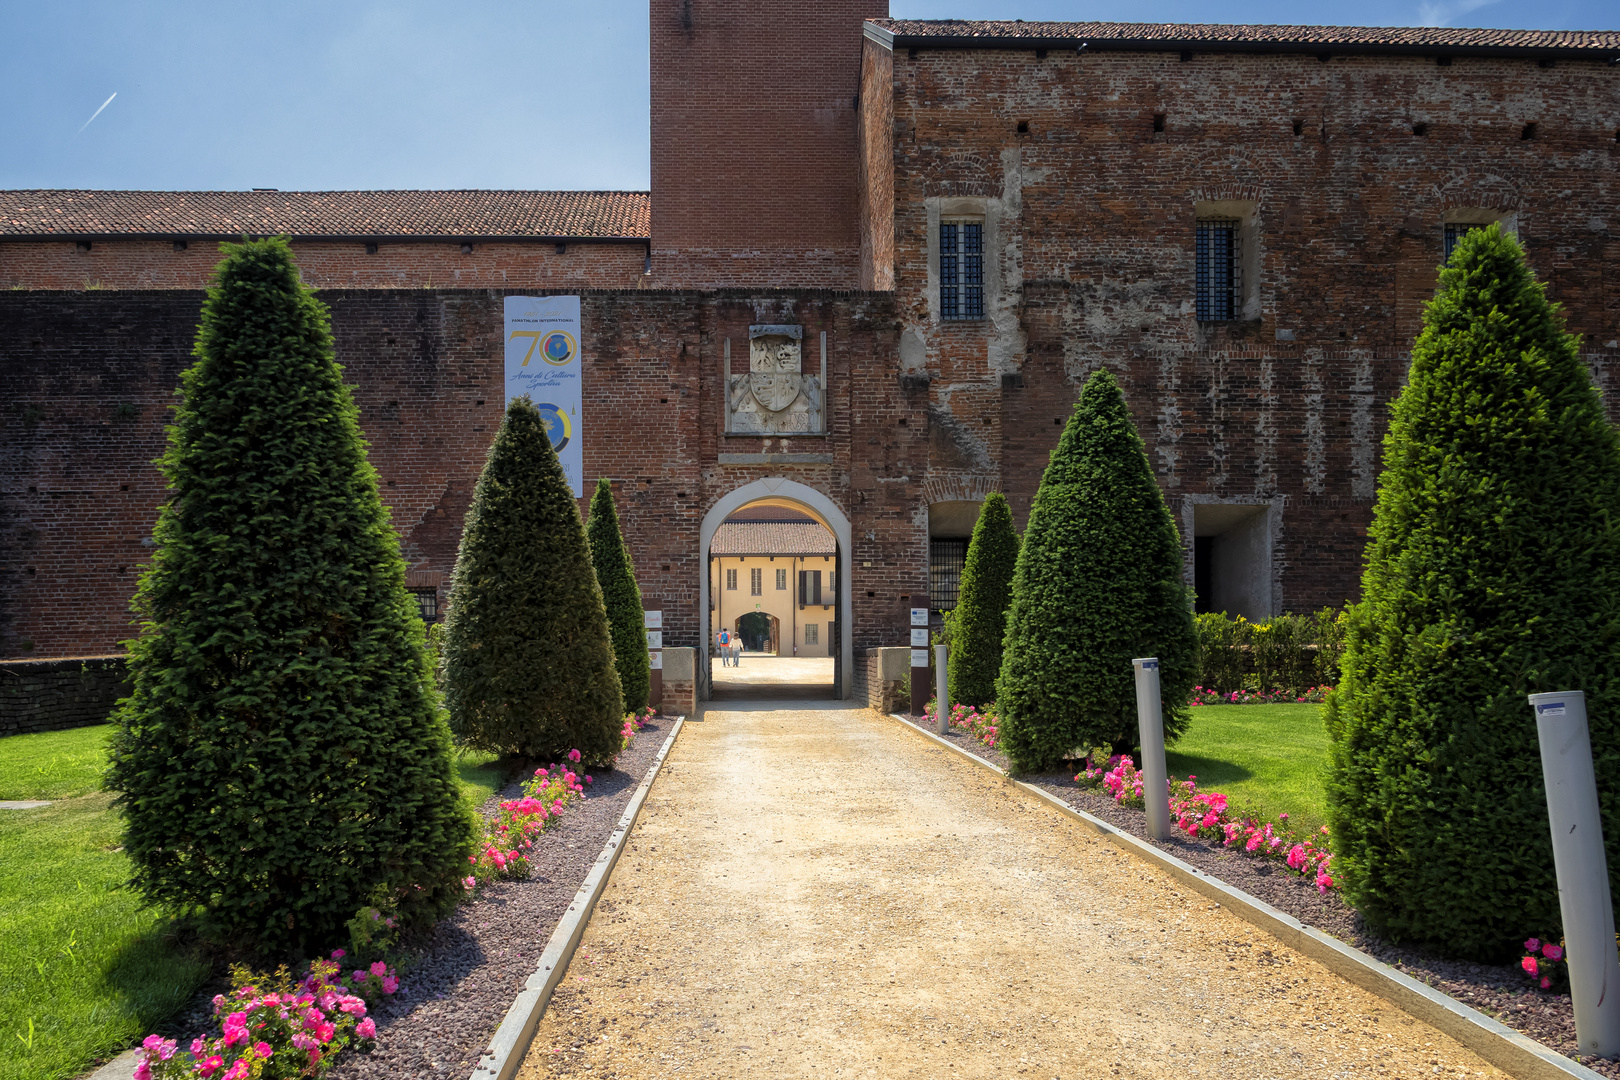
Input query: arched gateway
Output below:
<box><xmin>698</xmin><ymin>478</ymin><xmax>854</xmax><ymax>700</ymax></box>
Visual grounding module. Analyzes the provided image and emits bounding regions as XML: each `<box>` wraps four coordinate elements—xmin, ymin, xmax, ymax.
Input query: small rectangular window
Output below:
<box><xmin>750</xmin><ymin>567</ymin><xmax>762</xmax><ymax>595</ymax></box>
<box><xmin>798</xmin><ymin>570</ymin><xmax>822</xmax><ymax>606</ymax></box>
<box><xmin>726</xmin><ymin>568</ymin><xmax>737</xmax><ymax>591</ymax></box>
<box><xmin>929</xmin><ymin>539</ymin><xmax>967</xmax><ymax>610</ymax></box>
<box><xmin>776</xmin><ymin>568</ymin><xmax>787</xmax><ymax>590</ymax></box>
<box><xmin>1444</xmin><ymin>223</ymin><xmax>1485</xmax><ymax>262</ymax></box>
<box><xmin>940</xmin><ymin>219</ymin><xmax>984</xmax><ymax>321</ymax></box>
<box><xmin>1195</xmin><ymin>219</ymin><xmax>1242</xmax><ymax>321</ymax></box>
<box><xmin>408</xmin><ymin>587</ymin><xmax>438</xmax><ymax>622</ymax></box>
<box><xmin>804</xmin><ymin>623</ymin><xmax>819</xmax><ymax>645</ymax></box>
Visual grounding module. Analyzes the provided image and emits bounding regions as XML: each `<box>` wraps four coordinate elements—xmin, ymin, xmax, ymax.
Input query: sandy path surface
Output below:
<box><xmin>517</xmin><ymin>702</ymin><xmax>1507</xmax><ymax>1080</ymax></box>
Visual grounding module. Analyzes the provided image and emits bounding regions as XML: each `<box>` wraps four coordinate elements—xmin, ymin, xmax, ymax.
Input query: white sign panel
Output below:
<box><xmin>643</xmin><ymin>610</ymin><xmax>662</xmax><ymax>630</ymax></box>
<box><xmin>504</xmin><ymin>296</ymin><xmax>583</xmax><ymax>496</ymax></box>
<box><xmin>646</xmin><ymin>630</ymin><xmax>663</xmax><ymax>649</ymax></box>
<box><xmin>911</xmin><ymin>649</ymin><xmax>930</xmax><ymax>668</ymax></box>
<box><xmin>649</xmin><ymin>651</ymin><xmax>663</xmax><ymax>670</ymax></box>
<box><xmin>910</xmin><ymin>628</ymin><xmax>930</xmax><ymax>647</ymax></box>
<box><xmin>910</xmin><ymin>608</ymin><xmax>929</xmax><ymax>627</ymax></box>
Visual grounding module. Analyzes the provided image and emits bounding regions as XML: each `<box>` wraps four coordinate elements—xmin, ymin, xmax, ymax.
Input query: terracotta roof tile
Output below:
<box><xmin>0</xmin><ymin>190</ymin><xmax>650</xmax><ymax>240</ymax></box>
<box><xmin>868</xmin><ymin>19</ymin><xmax>1620</xmax><ymax>53</ymax></box>
<box><xmin>710</xmin><ymin>522</ymin><xmax>836</xmax><ymax>556</ymax></box>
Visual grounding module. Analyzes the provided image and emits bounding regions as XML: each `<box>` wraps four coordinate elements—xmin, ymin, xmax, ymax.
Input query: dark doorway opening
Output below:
<box><xmin>1194</xmin><ymin>536</ymin><xmax>1214</xmax><ymax>614</ymax></box>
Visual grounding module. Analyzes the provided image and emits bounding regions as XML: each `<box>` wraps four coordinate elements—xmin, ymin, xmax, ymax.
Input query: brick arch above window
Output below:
<box><xmin>1434</xmin><ymin>172</ymin><xmax>1521</xmax><ymax>212</ymax></box>
<box><xmin>920</xmin><ymin>154</ymin><xmax>999</xmax><ymax>200</ymax></box>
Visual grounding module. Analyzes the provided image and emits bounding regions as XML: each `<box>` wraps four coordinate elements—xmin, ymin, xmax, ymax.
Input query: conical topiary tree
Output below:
<box><xmin>587</xmin><ymin>477</ymin><xmax>651</xmax><ymax>714</ymax></box>
<box><xmin>442</xmin><ymin>398</ymin><xmax>623</xmax><ymax>766</ymax></box>
<box><xmin>947</xmin><ymin>492</ymin><xmax>1020</xmax><ymax>709</ymax></box>
<box><xmin>995</xmin><ymin>369</ymin><xmax>1197</xmax><ymax>772</ymax></box>
<box><xmin>1323</xmin><ymin>224</ymin><xmax>1620</xmax><ymax>961</ymax></box>
<box><xmin>106</xmin><ymin>237</ymin><xmax>476</xmax><ymax>957</ymax></box>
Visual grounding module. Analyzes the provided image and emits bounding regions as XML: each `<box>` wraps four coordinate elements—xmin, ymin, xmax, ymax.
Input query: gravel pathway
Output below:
<box><xmin>517</xmin><ymin>701</ymin><xmax>1509</xmax><ymax>1079</ymax></box>
<box><xmin>895</xmin><ymin>713</ymin><xmax>1612</xmax><ymax>1077</ymax></box>
<box><xmin>323</xmin><ymin>717</ymin><xmax>673</xmax><ymax>1079</ymax></box>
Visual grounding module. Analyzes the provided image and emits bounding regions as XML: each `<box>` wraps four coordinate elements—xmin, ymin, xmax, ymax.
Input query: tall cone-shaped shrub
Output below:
<box><xmin>1324</xmin><ymin>224</ymin><xmax>1620</xmax><ymax>961</ymax></box>
<box><xmin>587</xmin><ymin>478</ymin><xmax>651</xmax><ymax>713</ymax></box>
<box><xmin>947</xmin><ymin>492</ymin><xmax>1020</xmax><ymax>709</ymax></box>
<box><xmin>995</xmin><ymin>370</ymin><xmax>1196</xmax><ymax>772</ymax></box>
<box><xmin>106</xmin><ymin>237</ymin><xmax>475</xmax><ymax>957</ymax></box>
<box><xmin>442</xmin><ymin>398</ymin><xmax>622</xmax><ymax>765</ymax></box>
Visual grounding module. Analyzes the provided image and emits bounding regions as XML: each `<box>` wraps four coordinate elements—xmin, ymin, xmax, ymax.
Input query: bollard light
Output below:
<box><xmin>1529</xmin><ymin>690</ymin><xmax>1620</xmax><ymax>1057</ymax></box>
<box><xmin>935</xmin><ymin>644</ymin><xmax>949</xmax><ymax>736</ymax></box>
<box><xmin>1132</xmin><ymin>657</ymin><xmax>1171</xmax><ymax>841</ymax></box>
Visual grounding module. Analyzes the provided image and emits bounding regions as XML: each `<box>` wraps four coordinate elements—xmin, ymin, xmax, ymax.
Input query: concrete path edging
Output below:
<box><xmin>469</xmin><ymin>717</ymin><xmax>686</xmax><ymax>1080</ymax></box>
<box><xmin>890</xmin><ymin>713</ymin><xmax>1606</xmax><ymax>1080</ymax></box>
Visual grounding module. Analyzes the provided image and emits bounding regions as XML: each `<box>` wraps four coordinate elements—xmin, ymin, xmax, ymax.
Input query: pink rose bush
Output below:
<box><xmin>134</xmin><ymin>954</ymin><xmax>396</xmax><ymax>1079</ymax></box>
<box><xmin>1188</xmin><ymin>684</ymin><xmax>1334</xmax><ymax>706</ymax></box>
<box><xmin>621</xmin><ymin>706</ymin><xmax>654</xmax><ymax>751</ymax></box>
<box><xmin>466</xmin><ymin>753</ymin><xmax>593</xmax><ymax>889</ymax></box>
<box><xmin>1078</xmin><ymin>754</ymin><xmax>1336</xmax><ymax>893</ymax></box>
<box><xmin>923</xmin><ymin>701</ymin><xmax>1001</xmax><ymax>749</ymax></box>
<box><xmin>1520</xmin><ymin>937</ymin><xmax>1570</xmax><ymax>992</ymax></box>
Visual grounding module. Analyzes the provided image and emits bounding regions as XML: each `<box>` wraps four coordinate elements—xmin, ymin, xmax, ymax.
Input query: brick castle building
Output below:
<box><xmin>5</xmin><ymin>5</ymin><xmax>1619</xmax><ymax>702</ymax></box>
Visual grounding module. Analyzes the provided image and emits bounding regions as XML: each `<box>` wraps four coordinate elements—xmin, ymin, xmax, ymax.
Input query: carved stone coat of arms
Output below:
<box><xmin>726</xmin><ymin>324</ymin><xmax>824</xmax><ymax>433</ymax></box>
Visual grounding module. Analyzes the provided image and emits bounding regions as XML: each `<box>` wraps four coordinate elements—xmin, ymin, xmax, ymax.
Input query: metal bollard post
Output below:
<box><xmin>935</xmin><ymin>644</ymin><xmax>949</xmax><ymax>736</ymax></box>
<box><xmin>1529</xmin><ymin>690</ymin><xmax>1620</xmax><ymax>1057</ymax></box>
<box><xmin>1132</xmin><ymin>657</ymin><xmax>1171</xmax><ymax>841</ymax></box>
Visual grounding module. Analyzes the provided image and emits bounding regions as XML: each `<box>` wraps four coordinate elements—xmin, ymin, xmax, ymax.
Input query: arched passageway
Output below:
<box><xmin>698</xmin><ymin>478</ymin><xmax>853</xmax><ymax>701</ymax></box>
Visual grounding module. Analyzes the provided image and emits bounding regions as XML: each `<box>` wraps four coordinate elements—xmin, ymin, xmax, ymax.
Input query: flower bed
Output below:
<box><xmin>1189</xmin><ymin>684</ymin><xmax>1333</xmax><ymax>705</ymax></box>
<box><xmin>1078</xmin><ymin>753</ymin><xmax>1335</xmax><ymax>892</ymax></box>
<box><xmin>135</xmin><ymin>954</ymin><xmax>398</xmax><ymax>1079</ymax></box>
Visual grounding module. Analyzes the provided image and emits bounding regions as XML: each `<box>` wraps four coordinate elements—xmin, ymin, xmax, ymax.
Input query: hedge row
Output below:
<box><xmin>1193</xmin><ymin>609</ymin><xmax>1346</xmax><ymax>696</ymax></box>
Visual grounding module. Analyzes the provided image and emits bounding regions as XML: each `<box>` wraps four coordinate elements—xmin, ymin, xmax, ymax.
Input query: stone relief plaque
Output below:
<box><xmin>726</xmin><ymin>324</ymin><xmax>823</xmax><ymax>433</ymax></box>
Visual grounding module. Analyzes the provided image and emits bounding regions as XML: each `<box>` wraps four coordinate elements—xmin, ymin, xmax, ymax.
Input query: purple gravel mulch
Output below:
<box><xmin>328</xmin><ymin>717</ymin><xmax>672</xmax><ymax>1079</ymax></box>
<box><xmin>894</xmin><ymin>712</ymin><xmax>1616</xmax><ymax>1077</ymax></box>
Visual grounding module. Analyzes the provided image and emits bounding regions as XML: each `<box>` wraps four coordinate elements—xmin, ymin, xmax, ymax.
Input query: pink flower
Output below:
<box><xmin>134</xmin><ymin>1061</ymin><xmax>152</xmax><ymax>1080</ymax></box>
<box><xmin>1286</xmin><ymin>844</ymin><xmax>1308</xmax><ymax>871</ymax></box>
<box><xmin>585</xmin><ymin>775</ymin><xmax>593</xmax><ymax>784</ymax></box>
<box><xmin>1245</xmin><ymin>832</ymin><xmax>1263</xmax><ymax>853</ymax></box>
<box><xmin>316</xmin><ymin>1021</ymin><xmax>337</xmax><ymax>1042</ymax></box>
<box><xmin>568</xmin><ymin>749</ymin><xmax>582</xmax><ymax>763</ymax></box>
<box><xmin>222</xmin><ymin>1061</ymin><xmax>249</xmax><ymax>1080</ymax></box>
<box><xmin>330</xmin><ymin>949</ymin><xmax>346</xmax><ymax>960</ymax></box>
<box><xmin>1525</xmin><ymin>937</ymin><xmax>1542</xmax><ymax>952</ymax></box>
<box><xmin>356</xmin><ymin>1017</ymin><xmax>377</xmax><ymax>1039</ymax></box>
<box><xmin>1522</xmin><ymin>956</ymin><xmax>1540</xmax><ymax>976</ymax></box>
<box><xmin>291</xmin><ymin>1034</ymin><xmax>317</xmax><ymax>1052</ymax></box>
<box><xmin>1541</xmin><ymin>976</ymin><xmax>1552</xmax><ymax>989</ymax></box>
<box><xmin>371</xmin><ymin>961</ymin><xmax>388</xmax><ymax>978</ymax></box>
<box><xmin>1544</xmin><ymin>945</ymin><xmax>1565</xmax><ymax>962</ymax></box>
<box><xmin>339</xmin><ymin>996</ymin><xmax>367</xmax><ymax>1016</ymax></box>
<box><xmin>198</xmin><ymin>1056</ymin><xmax>226</xmax><ymax>1078</ymax></box>
<box><xmin>1315</xmin><ymin>867</ymin><xmax>1334</xmax><ymax>894</ymax></box>
<box><xmin>381</xmin><ymin>974</ymin><xmax>400</xmax><ymax>994</ymax></box>
<box><xmin>353</xmin><ymin>969</ymin><xmax>368</xmax><ymax>985</ymax></box>
<box><xmin>191</xmin><ymin>1038</ymin><xmax>207</xmax><ymax>1057</ymax></box>
<box><xmin>255</xmin><ymin>1041</ymin><xmax>273</xmax><ymax>1059</ymax></box>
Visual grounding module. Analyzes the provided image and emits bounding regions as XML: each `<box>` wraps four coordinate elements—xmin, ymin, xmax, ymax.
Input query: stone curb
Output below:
<box><xmin>469</xmin><ymin>716</ymin><xmax>686</xmax><ymax>1080</ymax></box>
<box><xmin>889</xmin><ymin>713</ymin><xmax>1605</xmax><ymax>1080</ymax></box>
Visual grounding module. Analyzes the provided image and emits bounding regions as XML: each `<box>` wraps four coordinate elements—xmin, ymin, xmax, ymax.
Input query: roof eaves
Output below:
<box><xmin>1</xmin><ymin>231</ymin><xmax>651</xmax><ymax>244</ymax></box>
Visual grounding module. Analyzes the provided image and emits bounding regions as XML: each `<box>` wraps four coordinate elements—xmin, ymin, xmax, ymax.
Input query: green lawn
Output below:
<box><xmin>0</xmin><ymin>725</ymin><xmax>502</xmax><ymax>1080</ymax></box>
<box><xmin>1167</xmin><ymin>703</ymin><xmax>1330</xmax><ymax>834</ymax></box>
<box><xmin>0</xmin><ymin>725</ymin><xmax>209</xmax><ymax>1080</ymax></box>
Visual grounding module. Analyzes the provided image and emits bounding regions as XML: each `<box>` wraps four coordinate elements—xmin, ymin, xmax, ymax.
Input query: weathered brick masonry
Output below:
<box><xmin>1</xmin><ymin>288</ymin><xmax>920</xmax><ymax>660</ymax></box>
<box><xmin>865</xmin><ymin>26</ymin><xmax>1620</xmax><ymax>613</ymax></box>
<box><xmin>0</xmin><ymin>656</ymin><xmax>128</xmax><ymax>736</ymax></box>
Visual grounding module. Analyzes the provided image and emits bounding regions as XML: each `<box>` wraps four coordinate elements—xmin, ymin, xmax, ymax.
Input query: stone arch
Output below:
<box><xmin>699</xmin><ymin>477</ymin><xmax>854</xmax><ymax>700</ymax></box>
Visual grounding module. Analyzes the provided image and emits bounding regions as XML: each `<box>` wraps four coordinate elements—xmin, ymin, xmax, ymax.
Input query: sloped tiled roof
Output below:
<box><xmin>0</xmin><ymin>190</ymin><xmax>650</xmax><ymax>240</ymax></box>
<box><xmin>867</xmin><ymin>19</ymin><xmax>1620</xmax><ymax>55</ymax></box>
<box><xmin>710</xmin><ymin>521</ymin><xmax>837</xmax><ymax>556</ymax></box>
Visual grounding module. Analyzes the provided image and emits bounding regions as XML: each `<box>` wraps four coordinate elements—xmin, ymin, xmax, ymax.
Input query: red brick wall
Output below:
<box><xmin>883</xmin><ymin>44</ymin><xmax>1620</xmax><ymax>613</ymax></box>
<box><xmin>0</xmin><ymin>239</ymin><xmax>649</xmax><ymax>291</ymax></box>
<box><xmin>648</xmin><ymin>0</ymin><xmax>887</xmax><ymax>289</ymax></box>
<box><xmin>858</xmin><ymin>36</ymin><xmax>895</xmax><ymax>291</ymax></box>
<box><xmin>1</xmin><ymin>288</ymin><xmax>918</xmax><ymax>660</ymax></box>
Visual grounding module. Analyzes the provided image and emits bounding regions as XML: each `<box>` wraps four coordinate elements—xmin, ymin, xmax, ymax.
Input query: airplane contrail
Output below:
<box><xmin>77</xmin><ymin>92</ymin><xmax>117</xmax><ymax>134</ymax></box>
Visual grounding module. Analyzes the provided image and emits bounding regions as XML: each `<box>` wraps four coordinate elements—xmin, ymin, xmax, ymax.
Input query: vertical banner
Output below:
<box><xmin>504</xmin><ymin>296</ymin><xmax>583</xmax><ymax>496</ymax></box>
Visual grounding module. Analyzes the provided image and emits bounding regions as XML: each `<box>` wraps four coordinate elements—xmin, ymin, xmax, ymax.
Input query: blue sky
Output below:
<box><xmin>1</xmin><ymin>0</ymin><xmax>1612</xmax><ymax>193</ymax></box>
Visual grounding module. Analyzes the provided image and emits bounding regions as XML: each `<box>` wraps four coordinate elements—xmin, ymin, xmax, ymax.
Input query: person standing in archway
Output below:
<box><xmin>718</xmin><ymin>627</ymin><xmax>732</xmax><ymax>666</ymax></box>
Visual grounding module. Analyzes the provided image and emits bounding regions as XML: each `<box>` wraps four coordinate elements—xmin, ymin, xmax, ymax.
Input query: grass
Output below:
<box><xmin>0</xmin><ymin>727</ymin><xmax>505</xmax><ymax>1080</ymax></box>
<box><xmin>0</xmin><ymin>726</ymin><xmax>209</xmax><ymax>1080</ymax></box>
<box><xmin>1167</xmin><ymin>703</ymin><xmax>1330</xmax><ymax>834</ymax></box>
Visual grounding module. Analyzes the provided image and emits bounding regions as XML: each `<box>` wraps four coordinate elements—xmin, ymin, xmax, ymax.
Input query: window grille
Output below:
<box><xmin>804</xmin><ymin>623</ymin><xmax>819</xmax><ymax>645</ymax></box>
<box><xmin>750</xmin><ymin>567</ymin><xmax>762</xmax><ymax>595</ymax></box>
<box><xmin>1195</xmin><ymin>219</ymin><xmax>1242</xmax><ymax>321</ymax></box>
<box><xmin>940</xmin><ymin>219</ymin><xmax>985</xmax><ymax>320</ymax></box>
<box><xmin>726</xmin><ymin>568</ymin><xmax>737</xmax><ymax>591</ymax></box>
<box><xmin>929</xmin><ymin>539</ymin><xmax>968</xmax><ymax>611</ymax></box>
<box><xmin>798</xmin><ymin>570</ymin><xmax>822</xmax><ymax>606</ymax></box>
<box><xmin>408</xmin><ymin>587</ymin><xmax>438</xmax><ymax>622</ymax></box>
<box><xmin>1444</xmin><ymin>223</ymin><xmax>1486</xmax><ymax>263</ymax></box>
<box><xmin>776</xmin><ymin>568</ymin><xmax>787</xmax><ymax>590</ymax></box>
